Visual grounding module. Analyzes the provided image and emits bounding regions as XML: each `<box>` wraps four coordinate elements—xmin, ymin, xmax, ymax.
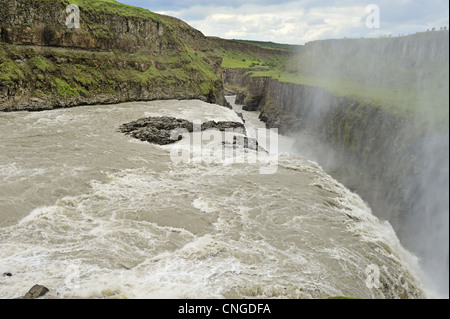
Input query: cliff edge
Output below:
<box><xmin>0</xmin><ymin>0</ymin><xmax>228</xmax><ymax>111</ymax></box>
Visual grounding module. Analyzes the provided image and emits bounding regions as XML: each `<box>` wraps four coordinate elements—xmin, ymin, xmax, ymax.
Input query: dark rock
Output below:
<box><xmin>224</xmin><ymin>100</ymin><xmax>233</xmax><ymax>109</ymax></box>
<box><xmin>242</xmin><ymin>95</ymin><xmax>263</xmax><ymax>111</ymax></box>
<box><xmin>23</xmin><ymin>284</ymin><xmax>49</xmax><ymax>299</ymax></box>
<box><xmin>222</xmin><ymin>136</ymin><xmax>267</xmax><ymax>153</ymax></box>
<box><xmin>222</xmin><ymin>68</ymin><xmax>249</xmax><ymax>89</ymax></box>
<box><xmin>119</xmin><ymin>116</ymin><xmax>246</xmax><ymax>146</ymax></box>
<box><xmin>2</xmin><ymin>272</ymin><xmax>12</xmax><ymax>277</ymax></box>
<box><xmin>119</xmin><ymin>116</ymin><xmax>193</xmax><ymax>145</ymax></box>
<box><xmin>223</xmin><ymin>87</ymin><xmax>236</xmax><ymax>96</ymax></box>
<box><xmin>235</xmin><ymin>89</ymin><xmax>246</xmax><ymax>105</ymax></box>
<box><xmin>201</xmin><ymin>120</ymin><xmax>245</xmax><ymax>132</ymax></box>
<box><xmin>242</xmin><ymin>105</ymin><xmax>259</xmax><ymax>112</ymax></box>
<box><xmin>235</xmin><ymin>112</ymin><xmax>245</xmax><ymax>123</ymax></box>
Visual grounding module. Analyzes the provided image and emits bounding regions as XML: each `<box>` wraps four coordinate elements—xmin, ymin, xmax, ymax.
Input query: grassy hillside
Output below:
<box><xmin>210</xmin><ymin>38</ymin><xmax>290</xmax><ymax>71</ymax></box>
<box><xmin>66</xmin><ymin>0</ymin><xmax>160</xmax><ymax>19</ymax></box>
<box><xmin>0</xmin><ymin>42</ymin><xmax>219</xmax><ymax>100</ymax></box>
<box><xmin>232</xmin><ymin>39</ymin><xmax>302</xmax><ymax>52</ymax></box>
<box><xmin>219</xmin><ymin>50</ymin><xmax>286</xmax><ymax>70</ymax></box>
<box><xmin>0</xmin><ymin>0</ymin><xmax>225</xmax><ymax>110</ymax></box>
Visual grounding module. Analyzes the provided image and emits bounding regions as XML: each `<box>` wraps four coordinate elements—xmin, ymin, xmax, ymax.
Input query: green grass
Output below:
<box><xmin>221</xmin><ymin>57</ymin><xmax>264</xmax><ymax>69</ymax></box>
<box><xmin>0</xmin><ymin>61</ymin><xmax>25</xmax><ymax>82</ymax></box>
<box><xmin>232</xmin><ymin>39</ymin><xmax>302</xmax><ymax>52</ymax></box>
<box><xmin>218</xmin><ymin>46</ymin><xmax>288</xmax><ymax>70</ymax></box>
<box><xmin>89</xmin><ymin>24</ymin><xmax>114</xmax><ymax>39</ymax></box>
<box><xmin>54</xmin><ymin>78</ymin><xmax>86</xmax><ymax>96</ymax></box>
<box><xmin>0</xmin><ymin>40</ymin><xmax>221</xmax><ymax>104</ymax></box>
<box><xmin>13</xmin><ymin>0</ymin><xmax>159</xmax><ymax>20</ymax></box>
<box><xmin>185</xmin><ymin>49</ymin><xmax>218</xmax><ymax>81</ymax></box>
<box><xmin>65</xmin><ymin>0</ymin><xmax>160</xmax><ymax>21</ymax></box>
<box><xmin>29</xmin><ymin>56</ymin><xmax>55</xmax><ymax>72</ymax></box>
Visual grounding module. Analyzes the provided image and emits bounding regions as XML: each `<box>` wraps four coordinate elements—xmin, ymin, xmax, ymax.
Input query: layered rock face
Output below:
<box><xmin>228</xmin><ymin>33</ymin><xmax>449</xmax><ymax>290</ymax></box>
<box><xmin>0</xmin><ymin>0</ymin><xmax>227</xmax><ymax>111</ymax></box>
<box><xmin>0</xmin><ymin>0</ymin><xmax>160</xmax><ymax>52</ymax></box>
<box><xmin>0</xmin><ymin>0</ymin><xmax>219</xmax><ymax>53</ymax></box>
<box><xmin>235</xmin><ymin>72</ymin><xmax>448</xmax><ymax>227</ymax></box>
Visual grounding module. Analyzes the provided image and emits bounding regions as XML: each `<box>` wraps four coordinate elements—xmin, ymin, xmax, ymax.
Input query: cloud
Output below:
<box><xmin>167</xmin><ymin>3</ymin><xmax>371</xmax><ymax>44</ymax></box>
<box><xmin>119</xmin><ymin>0</ymin><xmax>450</xmax><ymax>44</ymax></box>
<box><xmin>121</xmin><ymin>0</ymin><xmax>296</xmax><ymax>11</ymax></box>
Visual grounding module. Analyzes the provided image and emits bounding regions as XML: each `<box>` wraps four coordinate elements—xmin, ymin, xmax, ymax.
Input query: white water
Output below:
<box><xmin>0</xmin><ymin>98</ymin><xmax>429</xmax><ymax>299</ymax></box>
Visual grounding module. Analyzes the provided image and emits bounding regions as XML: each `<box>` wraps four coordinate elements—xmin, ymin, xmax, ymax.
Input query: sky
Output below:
<box><xmin>117</xmin><ymin>0</ymin><xmax>449</xmax><ymax>45</ymax></box>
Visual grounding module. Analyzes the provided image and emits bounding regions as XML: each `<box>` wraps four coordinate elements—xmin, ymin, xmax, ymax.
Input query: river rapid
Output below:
<box><xmin>0</xmin><ymin>97</ymin><xmax>429</xmax><ymax>299</ymax></box>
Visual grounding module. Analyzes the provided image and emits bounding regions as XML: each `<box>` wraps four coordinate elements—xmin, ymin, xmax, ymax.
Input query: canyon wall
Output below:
<box><xmin>0</xmin><ymin>0</ymin><xmax>228</xmax><ymax>111</ymax></box>
<box><xmin>227</xmin><ymin>39</ymin><xmax>449</xmax><ymax>292</ymax></box>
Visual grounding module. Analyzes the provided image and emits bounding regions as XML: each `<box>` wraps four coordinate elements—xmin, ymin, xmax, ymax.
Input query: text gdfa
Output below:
<box><xmin>223</xmin><ymin>304</ymin><xmax>271</xmax><ymax>314</ymax></box>
<box><xmin>178</xmin><ymin>303</ymin><xmax>271</xmax><ymax>316</ymax></box>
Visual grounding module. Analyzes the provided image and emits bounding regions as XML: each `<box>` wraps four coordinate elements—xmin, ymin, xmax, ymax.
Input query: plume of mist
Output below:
<box><xmin>401</xmin><ymin>130</ymin><xmax>449</xmax><ymax>297</ymax></box>
<box><xmin>287</xmin><ymin>31</ymin><xmax>449</xmax><ymax>297</ymax></box>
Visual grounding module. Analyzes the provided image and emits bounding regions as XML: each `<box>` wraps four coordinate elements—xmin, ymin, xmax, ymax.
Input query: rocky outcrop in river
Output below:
<box><xmin>119</xmin><ymin>116</ymin><xmax>267</xmax><ymax>152</ymax></box>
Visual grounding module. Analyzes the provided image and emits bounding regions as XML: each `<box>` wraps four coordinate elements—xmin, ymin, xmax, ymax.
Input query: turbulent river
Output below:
<box><xmin>0</xmin><ymin>97</ymin><xmax>431</xmax><ymax>299</ymax></box>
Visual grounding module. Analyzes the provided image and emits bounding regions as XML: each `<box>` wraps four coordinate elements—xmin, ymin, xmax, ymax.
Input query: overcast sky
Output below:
<box><xmin>118</xmin><ymin>0</ymin><xmax>449</xmax><ymax>44</ymax></box>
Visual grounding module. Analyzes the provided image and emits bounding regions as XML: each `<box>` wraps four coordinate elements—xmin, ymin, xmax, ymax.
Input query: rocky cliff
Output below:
<box><xmin>229</xmin><ymin>32</ymin><xmax>449</xmax><ymax>295</ymax></box>
<box><xmin>0</xmin><ymin>0</ymin><xmax>227</xmax><ymax>111</ymax></box>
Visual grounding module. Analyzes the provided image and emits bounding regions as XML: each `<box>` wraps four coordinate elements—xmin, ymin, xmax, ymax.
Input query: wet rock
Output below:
<box><xmin>242</xmin><ymin>95</ymin><xmax>263</xmax><ymax>111</ymax></box>
<box><xmin>23</xmin><ymin>284</ymin><xmax>49</xmax><ymax>299</ymax></box>
<box><xmin>235</xmin><ymin>112</ymin><xmax>245</xmax><ymax>123</ymax></box>
<box><xmin>119</xmin><ymin>116</ymin><xmax>193</xmax><ymax>145</ymax></box>
<box><xmin>201</xmin><ymin>120</ymin><xmax>245</xmax><ymax>133</ymax></box>
<box><xmin>222</xmin><ymin>136</ymin><xmax>267</xmax><ymax>152</ymax></box>
<box><xmin>119</xmin><ymin>116</ymin><xmax>246</xmax><ymax>145</ymax></box>
<box><xmin>235</xmin><ymin>90</ymin><xmax>246</xmax><ymax>105</ymax></box>
<box><xmin>223</xmin><ymin>87</ymin><xmax>236</xmax><ymax>96</ymax></box>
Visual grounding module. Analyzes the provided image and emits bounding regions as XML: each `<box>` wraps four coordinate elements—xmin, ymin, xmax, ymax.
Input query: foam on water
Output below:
<box><xmin>0</xmin><ymin>163</ymin><xmax>424</xmax><ymax>298</ymax></box>
<box><xmin>0</xmin><ymin>163</ymin><xmax>49</xmax><ymax>182</ymax></box>
<box><xmin>142</xmin><ymin>100</ymin><xmax>243</xmax><ymax>124</ymax></box>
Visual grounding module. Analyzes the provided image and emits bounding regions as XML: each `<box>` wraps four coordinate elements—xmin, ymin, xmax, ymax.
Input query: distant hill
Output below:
<box><xmin>232</xmin><ymin>39</ymin><xmax>303</xmax><ymax>52</ymax></box>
